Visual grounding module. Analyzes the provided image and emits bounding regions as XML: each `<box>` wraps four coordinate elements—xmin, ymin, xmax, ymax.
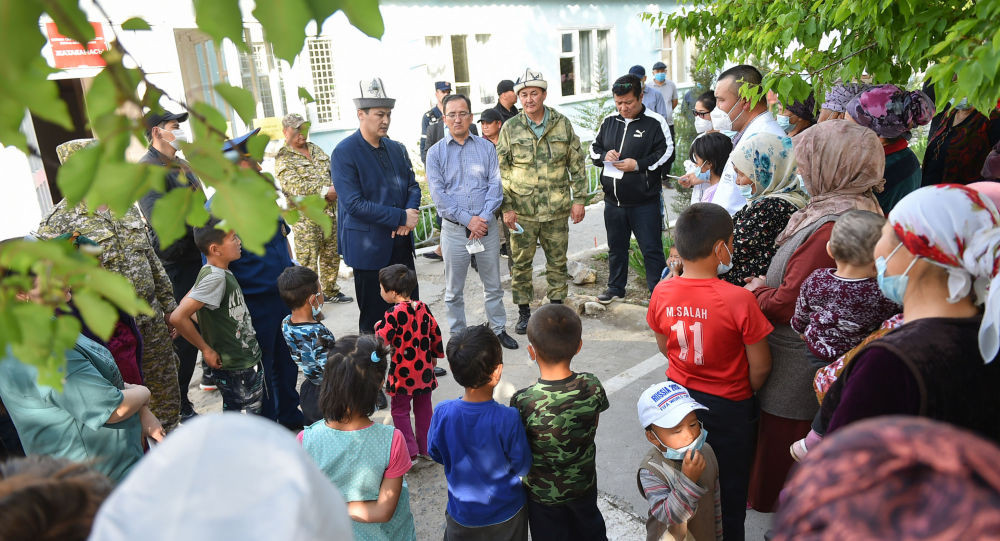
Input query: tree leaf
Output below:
<box><xmin>85</xmin><ymin>268</ymin><xmax>153</xmax><ymax>317</ymax></box>
<box><xmin>340</xmin><ymin>0</ymin><xmax>385</xmax><ymax>39</ymax></box>
<box><xmin>247</xmin><ymin>132</ymin><xmax>270</xmax><ymax>162</ymax></box>
<box><xmin>254</xmin><ymin>0</ymin><xmax>312</xmax><ymax>62</ymax></box>
<box><xmin>298</xmin><ymin>86</ymin><xmax>315</xmax><ymax>103</ymax></box>
<box><xmin>215</xmin><ymin>83</ymin><xmax>257</xmax><ymax>125</ymax></box>
<box><xmin>210</xmin><ymin>170</ymin><xmax>281</xmax><ymax>254</ymax></box>
<box><xmin>296</xmin><ymin>194</ymin><xmax>332</xmax><ymax>237</ymax></box>
<box><xmin>56</xmin><ymin>143</ymin><xmax>102</xmax><ymax>204</ymax></box>
<box><xmin>150</xmin><ymin>188</ymin><xmax>196</xmax><ymax>251</ymax></box>
<box><xmin>121</xmin><ymin>17</ymin><xmax>152</xmax><ymax>31</ymax></box>
<box><xmin>44</xmin><ymin>0</ymin><xmax>96</xmax><ymax>45</ymax></box>
<box><xmin>71</xmin><ymin>289</ymin><xmax>118</xmax><ymax>340</ymax></box>
<box><xmin>193</xmin><ymin>0</ymin><xmax>247</xmax><ymax>50</ymax></box>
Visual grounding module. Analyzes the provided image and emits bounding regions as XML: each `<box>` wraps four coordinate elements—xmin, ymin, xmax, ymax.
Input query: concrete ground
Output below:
<box><xmin>188</xmin><ymin>198</ymin><xmax>774</xmax><ymax>539</ymax></box>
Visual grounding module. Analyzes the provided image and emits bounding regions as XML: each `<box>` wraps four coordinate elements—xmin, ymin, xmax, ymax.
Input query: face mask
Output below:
<box><xmin>777</xmin><ymin>114</ymin><xmax>796</xmax><ymax>134</ymax></box>
<box><xmin>710</xmin><ymin>105</ymin><xmax>732</xmax><ymax>132</ymax></box>
<box><xmin>695</xmin><ymin>163</ymin><xmax>711</xmax><ymax>182</ymax></box>
<box><xmin>310</xmin><ymin>295</ymin><xmax>325</xmax><ymax>322</ymax></box>
<box><xmin>167</xmin><ymin>128</ymin><xmax>188</xmax><ymax>150</ymax></box>
<box><xmin>694</xmin><ymin>116</ymin><xmax>714</xmax><ymax>134</ymax></box>
<box><xmin>875</xmin><ymin>243</ymin><xmax>919</xmax><ymax>304</ymax></box>
<box><xmin>719</xmin><ymin>129</ymin><xmax>737</xmax><ymax>140</ymax></box>
<box><xmin>797</xmin><ymin>174</ymin><xmax>810</xmax><ymax>196</ymax></box>
<box><xmin>952</xmin><ymin>98</ymin><xmax>972</xmax><ymax>111</ymax></box>
<box><xmin>653</xmin><ymin>73</ymin><xmax>667</xmax><ymax>83</ymax></box>
<box><xmin>739</xmin><ymin>182</ymin><xmax>755</xmax><ymax>198</ymax></box>
<box><xmin>656</xmin><ymin>426</ymin><xmax>708</xmax><ymax>460</ymax></box>
<box><xmin>716</xmin><ymin>241</ymin><xmax>733</xmax><ymax>275</ymax></box>
<box><xmin>466</xmin><ymin>238</ymin><xmax>485</xmax><ymax>255</ymax></box>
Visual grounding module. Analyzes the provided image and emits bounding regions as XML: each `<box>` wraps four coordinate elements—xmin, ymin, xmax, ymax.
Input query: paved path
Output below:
<box><xmin>189</xmin><ymin>194</ymin><xmax>775</xmax><ymax>539</ymax></box>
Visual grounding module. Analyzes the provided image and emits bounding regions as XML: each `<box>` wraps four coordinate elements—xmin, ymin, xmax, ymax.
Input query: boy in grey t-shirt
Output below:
<box><xmin>171</xmin><ymin>223</ymin><xmax>263</xmax><ymax>414</ymax></box>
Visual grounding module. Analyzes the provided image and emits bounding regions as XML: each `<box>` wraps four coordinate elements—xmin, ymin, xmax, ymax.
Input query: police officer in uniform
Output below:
<box><xmin>419</xmin><ymin>81</ymin><xmax>452</xmax><ymax>164</ymax></box>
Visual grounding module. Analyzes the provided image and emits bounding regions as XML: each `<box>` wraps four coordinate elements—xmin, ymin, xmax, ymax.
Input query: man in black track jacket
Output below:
<box><xmin>590</xmin><ymin>74</ymin><xmax>673</xmax><ymax>302</ymax></box>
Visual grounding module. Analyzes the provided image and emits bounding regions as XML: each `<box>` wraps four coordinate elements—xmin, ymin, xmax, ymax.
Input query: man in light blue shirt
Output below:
<box><xmin>425</xmin><ymin>94</ymin><xmax>518</xmax><ymax>350</ymax></box>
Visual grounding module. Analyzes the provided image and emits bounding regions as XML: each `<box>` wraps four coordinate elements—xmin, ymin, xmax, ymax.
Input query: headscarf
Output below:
<box><xmin>89</xmin><ymin>413</ymin><xmax>353</xmax><ymax>541</ymax></box>
<box><xmin>847</xmin><ymin>84</ymin><xmax>935</xmax><ymax>140</ymax></box>
<box><xmin>887</xmin><ymin>184</ymin><xmax>1000</xmax><ymax>362</ymax></box>
<box><xmin>776</xmin><ymin>121</ymin><xmax>884</xmax><ymax>245</ymax></box>
<box><xmin>820</xmin><ymin>81</ymin><xmax>873</xmax><ymax>113</ymax></box>
<box><xmin>784</xmin><ymin>93</ymin><xmax>816</xmax><ymax>125</ymax></box>
<box><xmin>729</xmin><ymin>132</ymin><xmax>809</xmax><ymax>209</ymax></box>
<box><xmin>772</xmin><ymin>416</ymin><xmax>1000</xmax><ymax>540</ymax></box>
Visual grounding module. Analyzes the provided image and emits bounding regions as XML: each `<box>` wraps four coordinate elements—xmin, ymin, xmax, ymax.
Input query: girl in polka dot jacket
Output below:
<box><xmin>375</xmin><ymin>264</ymin><xmax>444</xmax><ymax>461</ymax></box>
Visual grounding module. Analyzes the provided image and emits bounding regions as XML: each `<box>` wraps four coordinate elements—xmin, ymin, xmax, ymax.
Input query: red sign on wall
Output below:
<box><xmin>46</xmin><ymin>22</ymin><xmax>107</xmax><ymax>69</ymax></box>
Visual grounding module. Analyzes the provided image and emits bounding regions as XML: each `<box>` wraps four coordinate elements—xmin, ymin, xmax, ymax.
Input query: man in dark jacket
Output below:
<box><xmin>590</xmin><ymin>74</ymin><xmax>673</xmax><ymax>302</ymax></box>
<box><xmin>137</xmin><ymin>110</ymin><xmax>205</xmax><ymax>420</ymax></box>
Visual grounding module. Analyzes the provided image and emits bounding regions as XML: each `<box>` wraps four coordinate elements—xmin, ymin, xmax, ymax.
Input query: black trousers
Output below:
<box><xmin>354</xmin><ymin>235</ymin><xmax>419</xmax><ymax>335</ymax></box>
<box><xmin>164</xmin><ymin>260</ymin><xmax>200</xmax><ymax>408</ymax></box>
<box><xmin>664</xmin><ymin>124</ymin><xmax>677</xmax><ymax>174</ymax></box>
<box><xmin>526</xmin><ymin>486</ymin><xmax>607</xmax><ymax>541</ymax></box>
<box><xmin>605</xmin><ymin>200</ymin><xmax>666</xmax><ymax>294</ymax></box>
<box><xmin>688</xmin><ymin>389</ymin><xmax>758</xmax><ymax>541</ymax></box>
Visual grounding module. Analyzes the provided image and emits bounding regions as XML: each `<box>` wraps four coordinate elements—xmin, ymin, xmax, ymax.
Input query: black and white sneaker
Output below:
<box><xmin>596</xmin><ymin>289</ymin><xmax>623</xmax><ymax>304</ymax></box>
<box><xmin>326</xmin><ymin>292</ymin><xmax>354</xmax><ymax>304</ymax></box>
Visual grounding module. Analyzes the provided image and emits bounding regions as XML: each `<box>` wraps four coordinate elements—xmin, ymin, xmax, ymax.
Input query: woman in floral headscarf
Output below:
<box><xmin>744</xmin><ymin>120</ymin><xmax>885</xmax><ymax>512</ymax></box>
<box><xmin>847</xmin><ymin>84</ymin><xmax>934</xmax><ymax>213</ymax></box>
<box><xmin>817</xmin><ymin>184</ymin><xmax>1000</xmax><ymax>443</ymax></box>
<box><xmin>723</xmin><ymin>132</ymin><xmax>809</xmax><ymax>286</ymax></box>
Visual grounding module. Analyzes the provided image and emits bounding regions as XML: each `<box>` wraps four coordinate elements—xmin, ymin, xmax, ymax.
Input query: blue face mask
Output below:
<box><xmin>716</xmin><ymin>242</ymin><xmax>733</xmax><ymax>275</ymax></box>
<box><xmin>656</xmin><ymin>425</ymin><xmax>708</xmax><ymax>460</ymax></box>
<box><xmin>776</xmin><ymin>114</ymin><xmax>795</xmax><ymax>133</ymax></box>
<box><xmin>311</xmin><ymin>295</ymin><xmax>325</xmax><ymax>322</ymax></box>
<box><xmin>696</xmin><ymin>165</ymin><xmax>710</xmax><ymax>182</ymax></box>
<box><xmin>738</xmin><ymin>182</ymin><xmax>755</xmax><ymax>199</ymax></box>
<box><xmin>719</xmin><ymin>129</ymin><xmax>737</xmax><ymax>140</ymax></box>
<box><xmin>875</xmin><ymin>243</ymin><xmax>919</xmax><ymax>304</ymax></box>
<box><xmin>653</xmin><ymin>73</ymin><xmax>667</xmax><ymax>83</ymax></box>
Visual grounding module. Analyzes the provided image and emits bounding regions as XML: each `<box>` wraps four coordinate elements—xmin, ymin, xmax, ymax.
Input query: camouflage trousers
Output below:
<box><xmin>134</xmin><ymin>314</ymin><xmax>180</xmax><ymax>430</ymax></box>
<box><xmin>510</xmin><ymin>217</ymin><xmax>570</xmax><ymax>305</ymax></box>
<box><xmin>292</xmin><ymin>215</ymin><xmax>341</xmax><ymax>297</ymax></box>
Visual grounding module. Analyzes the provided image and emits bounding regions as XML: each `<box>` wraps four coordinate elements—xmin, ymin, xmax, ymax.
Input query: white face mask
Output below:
<box><xmin>167</xmin><ymin>128</ymin><xmax>188</xmax><ymax>150</ymax></box>
<box><xmin>694</xmin><ymin>116</ymin><xmax>714</xmax><ymax>134</ymax></box>
<box><xmin>711</xmin><ymin>101</ymin><xmax>745</xmax><ymax>132</ymax></box>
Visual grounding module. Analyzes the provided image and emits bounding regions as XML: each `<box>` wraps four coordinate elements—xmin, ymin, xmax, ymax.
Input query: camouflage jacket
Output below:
<box><xmin>496</xmin><ymin>106</ymin><xmax>588</xmax><ymax>222</ymax></box>
<box><xmin>36</xmin><ymin>201</ymin><xmax>178</xmax><ymax>320</ymax></box>
<box><xmin>275</xmin><ymin>142</ymin><xmax>335</xmax><ymax>217</ymax></box>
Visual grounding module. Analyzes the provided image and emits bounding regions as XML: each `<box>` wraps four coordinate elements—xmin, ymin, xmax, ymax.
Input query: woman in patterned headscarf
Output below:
<box><xmin>772</xmin><ymin>416</ymin><xmax>1000</xmax><ymax>540</ymax></box>
<box><xmin>816</xmin><ymin>184</ymin><xmax>1000</xmax><ymax>445</ymax></box>
<box><xmin>723</xmin><ymin>132</ymin><xmax>809</xmax><ymax>286</ymax></box>
<box><xmin>817</xmin><ymin>81</ymin><xmax>872</xmax><ymax>122</ymax></box>
<box><xmin>777</xmin><ymin>93</ymin><xmax>816</xmax><ymax>137</ymax></box>
<box><xmin>744</xmin><ymin>120</ymin><xmax>885</xmax><ymax>512</ymax></box>
<box><xmin>847</xmin><ymin>84</ymin><xmax>935</xmax><ymax>213</ymax></box>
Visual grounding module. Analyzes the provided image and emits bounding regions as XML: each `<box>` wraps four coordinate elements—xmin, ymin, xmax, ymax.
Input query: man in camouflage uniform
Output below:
<box><xmin>275</xmin><ymin>113</ymin><xmax>352</xmax><ymax>304</ymax></box>
<box><xmin>36</xmin><ymin>139</ymin><xmax>181</xmax><ymax>430</ymax></box>
<box><xmin>497</xmin><ymin>69</ymin><xmax>588</xmax><ymax>334</ymax></box>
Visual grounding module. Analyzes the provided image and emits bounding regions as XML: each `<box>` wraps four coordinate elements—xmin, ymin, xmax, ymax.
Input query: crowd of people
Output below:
<box><xmin>1</xmin><ymin>57</ymin><xmax>999</xmax><ymax>541</ymax></box>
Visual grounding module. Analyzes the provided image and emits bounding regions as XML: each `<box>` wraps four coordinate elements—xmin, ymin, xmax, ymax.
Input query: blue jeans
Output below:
<box><xmin>604</xmin><ymin>200</ymin><xmax>665</xmax><ymax>294</ymax></box>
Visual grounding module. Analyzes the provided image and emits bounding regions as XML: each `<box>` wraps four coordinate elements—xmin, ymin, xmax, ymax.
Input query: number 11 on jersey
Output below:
<box><xmin>670</xmin><ymin>321</ymin><xmax>705</xmax><ymax>365</ymax></box>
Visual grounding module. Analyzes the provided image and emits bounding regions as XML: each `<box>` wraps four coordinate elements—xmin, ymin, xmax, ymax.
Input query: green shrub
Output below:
<box><xmin>627</xmin><ymin>233</ymin><xmax>675</xmax><ymax>280</ymax></box>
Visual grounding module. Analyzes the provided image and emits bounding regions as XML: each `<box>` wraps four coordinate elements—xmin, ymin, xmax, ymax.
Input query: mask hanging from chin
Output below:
<box><xmin>657</xmin><ymin>427</ymin><xmax>708</xmax><ymax>460</ymax></box>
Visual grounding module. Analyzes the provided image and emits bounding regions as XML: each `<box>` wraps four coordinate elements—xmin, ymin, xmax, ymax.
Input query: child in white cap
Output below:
<box><xmin>637</xmin><ymin>381</ymin><xmax>722</xmax><ymax>541</ymax></box>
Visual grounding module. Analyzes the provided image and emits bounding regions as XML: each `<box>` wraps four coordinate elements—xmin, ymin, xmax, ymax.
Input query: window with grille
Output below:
<box><xmin>307</xmin><ymin>38</ymin><xmax>339</xmax><ymax>124</ymax></box>
<box><xmin>424</xmin><ymin>34</ymin><xmax>495</xmax><ymax>108</ymax></box>
<box><xmin>658</xmin><ymin>30</ymin><xmax>696</xmax><ymax>86</ymax></box>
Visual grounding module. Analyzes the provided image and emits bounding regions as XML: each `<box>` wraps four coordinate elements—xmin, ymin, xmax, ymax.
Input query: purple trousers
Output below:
<box><xmin>390</xmin><ymin>392</ymin><xmax>433</xmax><ymax>458</ymax></box>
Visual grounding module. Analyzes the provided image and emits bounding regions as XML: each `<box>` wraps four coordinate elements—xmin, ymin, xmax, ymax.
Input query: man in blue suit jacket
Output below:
<box><xmin>332</xmin><ymin>79</ymin><xmax>422</xmax><ymax>334</ymax></box>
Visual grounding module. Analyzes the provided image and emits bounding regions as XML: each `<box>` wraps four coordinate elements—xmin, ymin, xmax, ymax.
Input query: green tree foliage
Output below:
<box><xmin>644</xmin><ymin>0</ymin><xmax>1000</xmax><ymax>112</ymax></box>
<box><xmin>0</xmin><ymin>0</ymin><xmax>384</xmax><ymax>386</ymax></box>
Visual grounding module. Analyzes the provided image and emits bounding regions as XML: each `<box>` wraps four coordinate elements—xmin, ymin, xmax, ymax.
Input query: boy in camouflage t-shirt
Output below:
<box><xmin>511</xmin><ymin>305</ymin><xmax>609</xmax><ymax>540</ymax></box>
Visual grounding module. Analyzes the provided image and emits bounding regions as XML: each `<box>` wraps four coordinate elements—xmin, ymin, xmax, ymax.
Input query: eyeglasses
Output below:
<box><xmin>444</xmin><ymin>112</ymin><xmax>471</xmax><ymax>120</ymax></box>
<box><xmin>694</xmin><ymin>109</ymin><xmax>711</xmax><ymax>118</ymax></box>
<box><xmin>612</xmin><ymin>82</ymin><xmax>634</xmax><ymax>91</ymax></box>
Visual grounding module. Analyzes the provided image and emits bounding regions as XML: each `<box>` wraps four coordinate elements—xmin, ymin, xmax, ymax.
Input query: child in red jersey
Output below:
<box><xmin>647</xmin><ymin>202</ymin><xmax>773</xmax><ymax>541</ymax></box>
